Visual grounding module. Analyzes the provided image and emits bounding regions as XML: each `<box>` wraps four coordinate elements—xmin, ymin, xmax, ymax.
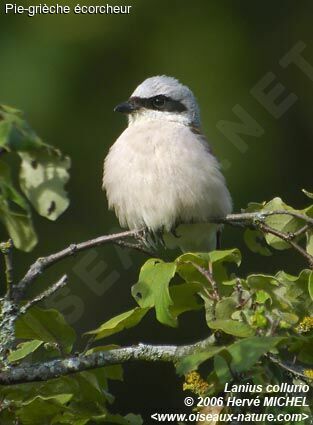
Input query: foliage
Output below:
<box><xmin>0</xmin><ymin>105</ymin><xmax>70</xmax><ymax>251</ymax></box>
<box><xmin>0</xmin><ymin>193</ymin><xmax>312</xmax><ymax>423</ymax></box>
<box><xmin>0</xmin><ymin>106</ymin><xmax>312</xmax><ymax>425</ymax></box>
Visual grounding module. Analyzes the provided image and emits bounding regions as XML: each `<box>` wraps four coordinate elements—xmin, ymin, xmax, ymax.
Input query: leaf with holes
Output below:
<box><xmin>19</xmin><ymin>150</ymin><xmax>70</xmax><ymax>221</ymax></box>
<box><xmin>132</xmin><ymin>259</ymin><xmax>177</xmax><ymax>327</ymax></box>
<box><xmin>244</xmin><ymin>228</ymin><xmax>272</xmax><ymax>256</ymax></box>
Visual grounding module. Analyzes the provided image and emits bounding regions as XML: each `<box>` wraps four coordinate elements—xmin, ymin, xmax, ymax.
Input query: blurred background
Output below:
<box><xmin>0</xmin><ymin>0</ymin><xmax>313</xmax><ymax>419</ymax></box>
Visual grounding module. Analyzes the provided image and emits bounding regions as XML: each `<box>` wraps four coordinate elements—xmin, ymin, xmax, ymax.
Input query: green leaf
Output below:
<box><xmin>85</xmin><ymin>307</ymin><xmax>149</xmax><ymax>340</ymax></box>
<box><xmin>175</xmin><ymin>252</ymin><xmax>210</xmax><ymax>284</ymax></box>
<box><xmin>0</xmin><ymin>160</ymin><xmax>37</xmax><ymax>251</ymax></box>
<box><xmin>207</xmin><ymin>319</ymin><xmax>254</xmax><ymax>337</ymax></box>
<box><xmin>16</xmin><ymin>394</ymin><xmax>73</xmax><ymax>425</ymax></box>
<box><xmin>0</xmin><ymin>201</ymin><xmax>37</xmax><ymax>251</ymax></box>
<box><xmin>208</xmin><ymin>249</ymin><xmax>241</xmax><ymax>266</ymax></box>
<box><xmin>309</xmin><ymin>272</ymin><xmax>313</xmax><ymax>301</ymax></box>
<box><xmin>227</xmin><ymin>336</ymin><xmax>284</xmax><ymax>373</ymax></box>
<box><xmin>263</xmin><ymin>198</ymin><xmax>304</xmax><ymax>250</ymax></box>
<box><xmin>19</xmin><ymin>150</ymin><xmax>70</xmax><ymax>221</ymax></box>
<box><xmin>215</xmin><ymin>297</ymin><xmax>238</xmax><ymax>320</ymax></box>
<box><xmin>214</xmin><ymin>354</ymin><xmax>232</xmax><ymax>384</ymax></box>
<box><xmin>306</xmin><ymin>230</ymin><xmax>313</xmax><ymax>256</ymax></box>
<box><xmin>15</xmin><ymin>307</ymin><xmax>76</xmax><ymax>353</ymax></box>
<box><xmin>132</xmin><ymin>259</ymin><xmax>177</xmax><ymax>327</ymax></box>
<box><xmin>72</xmin><ymin>369</ymin><xmax>112</xmax><ymax>405</ymax></box>
<box><xmin>302</xmin><ymin>189</ymin><xmax>313</xmax><ymax>199</ymax></box>
<box><xmin>8</xmin><ymin>340</ymin><xmax>43</xmax><ymax>363</ymax></box>
<box><xmin>244</xmin><ymin>228</ymin><xmax>272</xmax><ymax>256</ymax></box>
<box><xmin>169</xmin><ymin>282</ymin><xmax>203</xmax><ymax>317</ymax></box>
<box><xmin>0</xmin><ymin>105</ymin><xmax>44</xmax><ymax>152</ymax></box>
<box><xmin>176</xmin><ymin>346</ymin><xmax>224</xmax><ymax>375</ymax></box>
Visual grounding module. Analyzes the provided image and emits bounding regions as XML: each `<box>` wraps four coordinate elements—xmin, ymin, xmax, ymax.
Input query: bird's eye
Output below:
<box><xmin>152</xmin><ymin>96</ymin><xmax>166</xmax><ymax>108</ymax></box>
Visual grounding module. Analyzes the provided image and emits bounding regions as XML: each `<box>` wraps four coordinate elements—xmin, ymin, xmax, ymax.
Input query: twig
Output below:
<box><xmin>211</xmin><ymin>210</ymin><xmax>313</xmax><ymax>268</ymax></box>
<box><xmin>113</xmin><ymin>240</ymin><xmax>153</xmax><ymax>256</ymax></box>
<box><xmin>266</xmin><ymin>354</ymin><xmax>310</xmax><ymax>381</ymax></box>
<box><xmin>0</xmin><ymin>335</ymin><xmax>216</xmax><ymax>385</ymax></box>
<box><xmin>212</xmin><ymin>210</ymin><xmax>313</xmax><ymax>227</ymax></box>
<box><xmin>12</xmin><ymin>210</ymin><xmax>313</xmax><ymax>301</ymax></box>
<box><xmin>190</xmin><ymin>261</ymin><xmax>220</xmax><ymax>301</ymax></box>
<box><xmin>19</xmin><ymin>275</ymin><xmax>68</xmax><ymax>315</ymax></box>
<box><xmin>13</xmin><ymin>229</ymin><xmax>145</xmax><ymax>300</ymax></box>
<box><xmin>0</xmin><ymin>240</ymin><xmax>14</xmax><ymax>297</ymax></box>
<box><xmin>235</xmin><ymin>278</ymin><xmax>244</xmax><ymax>306</ymax></box>
<box><xmin>291</xmin><ymin>224</ymin><xmax>310</xmax><ymax>238</ymax></box>
<box><xmin>258</xmin><ymin>222</ymin><xmax>313</xmax><ymax>267</ymax></box>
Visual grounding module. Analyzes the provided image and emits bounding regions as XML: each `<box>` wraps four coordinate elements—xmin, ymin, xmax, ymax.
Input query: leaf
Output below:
<box><xmin>0</xmin><ymin>201</ymin><xmax>37</xmax><ymax>251</ymax></box>
<box><xmin>207</xmin><ymin>319</ymin><xmax>254</xmax><ymax>337</ymax></box>
<box><xmin>19</xmin><ymin>150</ymin><xmax>70</xmax><ymax>221</ymax></box>
<box><xmin>72</xmin><ymin>369</ymin><xmax>112</xmax><ymax>405</ymax></box>
<box><xmin>227</xmin><ymin>336</ymin><xmax>284</xmax><ymax>373</ymax></box>
<box><xmin>176</xmin><ymin>346</ymin><xmax>224</xmax><ymax>375</ymax></box>
<box><xmin>214</xmin><ymin>354</ymin><xmax>232</xmax><ymax>384</ymax></box>
<box><xmin>263</xmin><ymin>198</ymin><xmax>304</xmax><ymax>250</ymax></box>
<box><xmin>302</xmin><ymin>189</ymin><xmax>313</xmax><ymax>199</ymax></box>
<box><xmin>208</xmin><ymin>249</ymin><xmax>241</xmax><ymax>266</ymax></box>
<box><xmin>8</xmin><ymin>340</ymin><xmax>43</xmax><ymax>363</ymax></box>
<box><xmin>215</xmin><ymin>297</ymin><xmax>237</xmax><ymax>320</ymax></box>
<box><xmin>16</xmin><ymin>394</ymin><xmax>73</xmax><ymax>425</ymax></box>
<box><xmin>0</xmin><ymin>160</ymin><xmax>37</xmax><ymax>251</ymax></box>
<box><xmin>309</xmin><ymin>272</ymin><xmax>313</xmax><ymax>301</ymax></box>
<box><xmin>85</xmin><ymin>308</ymin><xmax>149</xmax><ymax>340</ymax></box>
<box><xmin>175</xmin><ymin>252</ymin><xmax>210</xmax><ymax>284</ymax></box>
<box><xmin>15</xmin><ymin>307</ymin><xmax>76</xmax><ymax>353</ymax></box>
<box><xmin>0</xmin><ymin>105</ymin><xmax>44</xmax><ymax>152</ymax></box>
<box><xmin>244</xmin><ymin>228</ymin><xmax>272</xmax><ymax>256</ymax></box>
<box><xmin>306</xmin><ymin>230</ymin><xmax>313</xmax><ymax>256</ymax></box>
<box><xmin>132</xmin><ymin>259</ymin><xmax>177</xmax><ymax>327</ymax></box>
<box><xmin>169</xmin><ymin>282</ymin><xmax>203</xmax><ymax>317</ymax></box>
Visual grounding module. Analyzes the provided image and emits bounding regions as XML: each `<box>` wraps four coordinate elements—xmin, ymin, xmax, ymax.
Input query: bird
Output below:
<box><xmin>102</xmin><ymin>75</ymin><xmax>232</xmax><ymax>252</ymax></box>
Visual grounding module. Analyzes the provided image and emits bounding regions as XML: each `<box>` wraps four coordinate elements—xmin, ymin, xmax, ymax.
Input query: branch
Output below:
<box><xmin>212</xmin><ymin>210</ymin><xmax>313</xmax><ymax>227</ymax></box>
<box><xmin>266</xmin><ymin>354</ymin><xmax>310</xmax><ymax>381</ymax></box>
<box><xmin>113</xmin><ymin>239</ymin><xmax>153</xmax><ymax>256</ymax></box>
<box><xmin>12</xmin><ymin>209</ymin><xmax>313</xmax><ymax>301</ymax></box>
<box><xmin>212</xmin><ymin>210</ymin><xmax>313</xmax><ymax>268</ymax></box>
<box><xmin>19</xmin><ymin>275</ymin><xmax>68</xmax><ymax>315</ymax></box>
<box><xmin>0</xmin><ymin>335</ymin><xmax>216</xmax><ymax>385</ymax></box>
<box><xmin>258</xmin><ymin>222</ymin><xmax>313</xmax><ymax>267</ymax></box>
<box><xmin>0</xmin><ymin>239</ymin><xmax>14</xmax><ymax>297</ymax></box>
<box><xmin>190</xmin><ymin>261</ymin><xmax>220</xmax><ymax>301</ymax></box>
<box><xmin>13</xmin><ymin>229</ymin><xmax>146</xmax><ymax>301</ymax></box>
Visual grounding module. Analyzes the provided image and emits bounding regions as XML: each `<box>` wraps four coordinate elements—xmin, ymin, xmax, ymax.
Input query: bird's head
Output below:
<box><xmin>114</xmin><ymin>75</ymin><xmax>201</xmax><ymax>128</ymax></box>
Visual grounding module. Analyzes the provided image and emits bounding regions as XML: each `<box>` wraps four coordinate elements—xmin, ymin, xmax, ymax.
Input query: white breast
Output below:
<box><xmin>103</xmin><ymin>119</ymin><xmax>232</xmax><ymax>237</ymax></box>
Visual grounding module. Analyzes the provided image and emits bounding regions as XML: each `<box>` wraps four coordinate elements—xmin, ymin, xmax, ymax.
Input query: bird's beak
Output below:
<box><xmin>114</xmin><ymin>101</ymin><xmax>135</xmax><ymax>114</ymax></box>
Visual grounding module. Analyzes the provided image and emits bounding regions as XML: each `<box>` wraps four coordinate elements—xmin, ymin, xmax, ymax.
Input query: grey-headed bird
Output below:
<box><xmin>102</xmin><ymin>76</ymin><xmax>232</xmax><ymax>252</ymax></box>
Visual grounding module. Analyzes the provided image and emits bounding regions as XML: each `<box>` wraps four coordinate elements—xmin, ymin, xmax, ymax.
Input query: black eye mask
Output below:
<box><xmin>129</xmin><ymin>95</ymin><xmax>187</xmax><ymax>113</ymax></box>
